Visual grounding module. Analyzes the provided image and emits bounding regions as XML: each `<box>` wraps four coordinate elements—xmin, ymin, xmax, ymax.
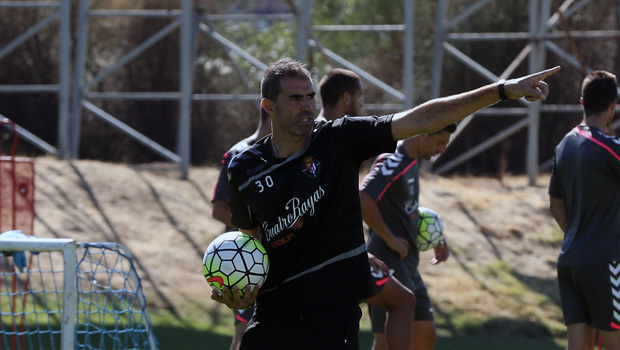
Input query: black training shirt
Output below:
<box><xmin>549</xmin><ymin>125</ymin><xmax>620</xmax><ymax>266</ymax></box>
<box><xmin>228</xmin><ymin>115</ymin><xmax>396</xmax><ymax>315</ymax></box>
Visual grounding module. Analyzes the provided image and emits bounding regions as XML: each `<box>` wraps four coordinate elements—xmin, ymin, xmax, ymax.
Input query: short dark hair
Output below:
<box><xmin>430</xmin><ymin>123</ymin><xmax>458</xmax><ymax>135</ymax></box>
<box><xmin>581</xmin><ymin>70</ymin><xmax>618</xmax><ymax>116</ymax></box>
<box><xmin>319</xmin><ymin>69</ymin><xmax>362</xmax><ymax>108</ymax></box>
<box><xmin>261</xmin><ymin>58</ymin><xmax>312</xmax><ymax>102</ymax></box>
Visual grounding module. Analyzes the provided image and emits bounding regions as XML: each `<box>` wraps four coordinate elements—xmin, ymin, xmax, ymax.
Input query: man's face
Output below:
<box><xmin>345</xmin><ymin>84</ymin><xmax>364</xmax><ymax>116</ymax></box>
<box><xmin>268</xmin><ymin>76</ymin><xmax>317</xmax><ymax>137</ymax></box>
<box><xmin>420</xmin><ymin>131</ymin><xmax>451</xmax><ymax>160</ymax></box>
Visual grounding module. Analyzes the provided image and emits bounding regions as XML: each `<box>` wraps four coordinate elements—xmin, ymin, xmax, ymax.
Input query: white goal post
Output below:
<box><xmin>0</xmin><ymin>238</ymin><xmax>158</xmax><ymax>350</ymax></box>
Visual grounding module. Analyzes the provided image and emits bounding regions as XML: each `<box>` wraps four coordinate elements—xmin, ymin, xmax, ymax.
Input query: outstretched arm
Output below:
<box><xmin>391</xmin><ymin>66</ymin><xmax>561</xmax><ymax>140</ymax></box>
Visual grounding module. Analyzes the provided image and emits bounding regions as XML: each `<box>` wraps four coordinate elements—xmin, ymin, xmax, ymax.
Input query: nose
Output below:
<box><xmin>302</xmin><ymin>96</ymin><xmax>315</xmax><ymax>111</ymax></box>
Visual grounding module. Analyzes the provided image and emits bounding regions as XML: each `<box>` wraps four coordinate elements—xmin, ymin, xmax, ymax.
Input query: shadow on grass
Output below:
<box><xmin>434</xmin><ymin>334</ymin><xmax>563</xmax><ymax>350</ymax></box>
<box><xmin>513</xmin><ymin>270</ymin><xmax>563</xmax><ymax>307</ymax></box>
<box><xmin>154</xmin><ymin>326</ymin><xmax>231</xmax><ymax>349</ymax></box>
<box><xmin>154</xmin><ymin>326</ymin><xmax>563</xmax><ymax>350</ymax></box>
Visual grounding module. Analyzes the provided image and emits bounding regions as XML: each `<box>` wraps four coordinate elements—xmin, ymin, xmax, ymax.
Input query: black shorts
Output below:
<box><xmin>234</xmin><ymin>307</ymin><xmax>254</xmax><ymax>325</ymax></box>
<box><xmin>240</xmin><ymin>302</ymin><xmax>362</xmax><ymax>350</ymax></box>
<box><xmin>358</xmin><ymin>267</ymin><xmax>392</xmax><ymax>304</ymax></box>
<box><xmin>369</xmin><ymin>270</ymin><xmax>433</xmax><ymax>333</ymax></box>
<box><xmin>557</xmin><ymin>261</ymin><xmax>620</xmax><ymax>331</ymax></box>
<box><xmin>371</xmin><ymin>266</ymin><xmax>391</xmax><ymax>295</ymax></box>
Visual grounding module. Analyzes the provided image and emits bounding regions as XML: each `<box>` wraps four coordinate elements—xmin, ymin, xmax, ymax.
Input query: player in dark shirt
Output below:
<box><xmin>318</xmin><ymin>68</ymin><xmax>417</xmax><ymax>350</ymax></box>
<box><xmin>360</xmin><ymin>123</ymin><xmax>456</xmax><ymax>350</ymax></box>
<box><xmin>549</xmin><ymin>70</ymin><xmax>620</xmax><ymax>350</ymax></box>
<box><xmin>213</xmin><ymin>57</ymin><xmax>559</xmax><ymax>349</ymax></box>
<box><xmin>212</xmin><ymin>108</ymin><xmax>271</xmax><ymax>231</ymax></box>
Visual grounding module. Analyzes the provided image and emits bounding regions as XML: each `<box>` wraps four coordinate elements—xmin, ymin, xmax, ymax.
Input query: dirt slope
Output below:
<box><xmin>31</xmin><ymin>156</ymin><xmax>564</xmax><ymax>335</ymax></box>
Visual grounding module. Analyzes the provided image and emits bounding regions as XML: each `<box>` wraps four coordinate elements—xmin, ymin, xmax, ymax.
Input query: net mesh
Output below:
<box><xmin>0</xmin><ymin>242</ymin><xmax>158</xmax><ymax>350</ymax></box>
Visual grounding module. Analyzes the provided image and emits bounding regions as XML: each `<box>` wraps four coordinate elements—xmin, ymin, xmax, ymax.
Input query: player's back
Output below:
<box><xmin>552</xmin><ymin>125</ymin><xmax>620</xmax><ymax>265</ymax></box>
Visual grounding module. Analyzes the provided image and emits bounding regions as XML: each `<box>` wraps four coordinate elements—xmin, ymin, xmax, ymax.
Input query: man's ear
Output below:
<box><xmin>262</xmin><ymin>98</ymin><xmax>274</xmax><ymax>115</ymax></box>
<box><xmin>341</xmin><ymin>92</ymin><xmax>351</xmax><ymax>106</ymax></box>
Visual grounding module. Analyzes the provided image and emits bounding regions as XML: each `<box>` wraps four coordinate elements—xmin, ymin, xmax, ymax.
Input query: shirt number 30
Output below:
<box><xmin>255</xmin><ymin>175</ymin><xmax>274</xmax><ymax>193</ymax></box>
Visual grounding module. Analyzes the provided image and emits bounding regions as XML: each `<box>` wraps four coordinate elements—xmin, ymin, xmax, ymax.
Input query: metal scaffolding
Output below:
<box><xmin>0</xmin><ymin>0</ymin><xmax>618</xmax><ymax>182</ymax></box>
<box><xmin>430</xmin><ymin>0</ymin><xmax>620</xmax><ymax>184</ymax></box>
<box><xmin>0</xmin><ymin>0</ymin><xmax>70</xmax><ymax>157</ymax></box>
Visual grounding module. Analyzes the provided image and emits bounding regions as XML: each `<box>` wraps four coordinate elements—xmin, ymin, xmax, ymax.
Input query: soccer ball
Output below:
<box><xmin>202</xmin><ymin>231</ymin><xmax>269</xmax><ymax>297</ymax></box>
<box><xmin>417</xmin><ymin>207</ymin><xmax>444</xmax><ymax>251</ymax></box>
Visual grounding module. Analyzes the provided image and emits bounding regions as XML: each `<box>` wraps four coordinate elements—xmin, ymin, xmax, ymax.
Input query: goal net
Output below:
<box><xmin>0</xmin><ymin>238</ymin><xmax>158</xmax><ymax>350</ymax></box>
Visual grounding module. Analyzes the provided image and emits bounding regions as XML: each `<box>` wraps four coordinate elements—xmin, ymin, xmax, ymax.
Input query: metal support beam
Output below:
<box><xmin>58</xmin><ymin>0</ymin><xmax>71</xmax><ymax>159</ymax></box>
<box><xmin>435</xmin><ymin>117</ymin><xmax>530</xmax><ymax>175</ymax></box>
<box><xmin>525</xmin><ymin>0</ymin><xmax>550</xmax><ymax>185</ymax></box>
<box><xmin>430</xmin><ymin>0</ymin><xmax>447</xmax><ymax>99</ymax></box>
<box><xmin>177</xmin><ymin>0</ymin><xmax>195</xmax><ymax>179</ymax></box>
<box><xmin>70</xmin><ymin>0</ymin><xmax>91</xmax><ymax>158</ymax></box>
<box><xmin>0</xmin><ymin>0</ymin><xmax>70</xmax><ymax>158</ymax></box>
<box><xmin>295</xmin><ymin>0</ymin><xmax>312</xmax><ymax>62</ymax></box>
<box><xmin>197</xmin><ymin>23</ymin><xmax>268</xmax><ymax>72</ymax></box>
<box><xmin>428</xmin><ymin>0</ymin><xmax>610</xmax><ymax>182</ymax></box>
<box><xmin>2</xmin><ymin>0</ymin><xmax>614</xmax><ymax>180</ymax></box>
<box><xmin>403</xmin><ymin>0</ymin><xmax>415</xmax><ymax>108</ymax></box>
<box><xmin>307</xmin><ymin>39</ymin><xmax>406</xmax><ymax>102</ymax></box>
<box><xmin>81</xmin><ymin>101</ymin><xmax>181</xmax><ymax>163</ymax></box>
<box><xmin>0</xmin><ymin>114</ymin><xmax>58</xmax><ymax>155</ymax></box>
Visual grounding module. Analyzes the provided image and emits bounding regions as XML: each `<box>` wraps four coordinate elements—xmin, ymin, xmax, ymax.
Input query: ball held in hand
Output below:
<box><xmin>417</xmin><ymin>207</ymin><xmax>444</xmax><ymax>251</ymax></box>
<box><xmin>203</xmin><ymin>231</ymin><xmax>269</xmax><ymax>297</ymax></box>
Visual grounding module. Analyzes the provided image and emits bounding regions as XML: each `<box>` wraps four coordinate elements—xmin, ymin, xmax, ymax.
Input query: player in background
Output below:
<box><xmin>213</xmin><ymin>57</ymin><xmax>560</xmax><ymax>350</ymax></box>
<box><xmin>317</xmin><ymin>68</ymin><xmax>365</xmax><ymax>121</ymax></box>
<box><xmin>548</xmin><ymin>70</ymin><xmax>620</xmax><ymax>350</ymax></box>
<box><xmin>360</xmin><ymin>123</ymin><xmax>456</xmax><ymax>350</ymax></box>
<box><xmin>318</xmin><ymin>68</ymin><xmax>417</xmax><ymax>350</ymax></box>
<box><xmin>211</xmin><ymin>107</ymin><xmax>271</xmax><ymax>350</ymax></box>
<box><xmin>212</xmin><ymin>107</ymin><xmax>271</xmax><ymax>230</ymax></box>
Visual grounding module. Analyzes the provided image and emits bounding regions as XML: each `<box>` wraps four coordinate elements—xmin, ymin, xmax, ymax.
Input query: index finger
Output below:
<box><xmin>528</xmin><ymin>66</ymin><xmax>561</xmax><ymax>81</ymax></box>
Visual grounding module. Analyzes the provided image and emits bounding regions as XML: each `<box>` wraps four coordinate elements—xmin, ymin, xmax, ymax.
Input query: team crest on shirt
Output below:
<box><xmin>302</xmin><ymin>156</ymin><xmax>321</xmax><ymax>177</ymax></box>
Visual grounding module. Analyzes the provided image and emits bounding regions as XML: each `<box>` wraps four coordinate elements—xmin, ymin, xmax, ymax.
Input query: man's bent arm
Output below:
<box><xmin>549</xmin><ymin>196</ymin><xmax>567</xmax><ymax>232</ymax></box>
<box><xmin>212</xmin><ymin>200</ymin><xmax>233</xmax><ymax>228</ymax></box>
<box><xmin>360</xmin><ymin>191</ymin><xmax>409</xmax><ymax>260</ymax></box>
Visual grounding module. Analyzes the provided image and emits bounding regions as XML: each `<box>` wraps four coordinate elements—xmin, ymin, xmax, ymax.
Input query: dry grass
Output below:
<box><xmin>32</xmin><ymin>156</ymin><xmax>566</xmax><ymax>340</ymax></box>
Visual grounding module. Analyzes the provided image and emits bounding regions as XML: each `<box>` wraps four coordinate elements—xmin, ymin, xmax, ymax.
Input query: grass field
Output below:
<box><xmin>152</xmin><ymin>325</ymin><xmax>566</xmax><ymax>349</ymax></box>
<box><xmin>148</xmin><ymin>306</ymin><xmax>567</xmax><ymax>350</ymax></box>
<box><xmin>0</xmin><ymin>322</ymin><xmax>566</xmax><ymax>350</ymax></box>
<box><xmin>0</xmin><ymin>293</ymin><xmax>567</xmax><ymax>350</ymax></box>
<box><xmin>27</xmin><ymin>159</ymin><xmax>571</xmax><ymax>350</ymax></box>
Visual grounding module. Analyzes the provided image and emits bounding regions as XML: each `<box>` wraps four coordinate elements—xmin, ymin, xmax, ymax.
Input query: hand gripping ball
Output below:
<box><xmin>417</xmin><ymin>207</ymin><xmax>444</xmax><ymax>251</ymax></box>
<box><xmin>203</xmin><ymin>231</ymin><xmax>269</xmax><ymax>297</ymax></box>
